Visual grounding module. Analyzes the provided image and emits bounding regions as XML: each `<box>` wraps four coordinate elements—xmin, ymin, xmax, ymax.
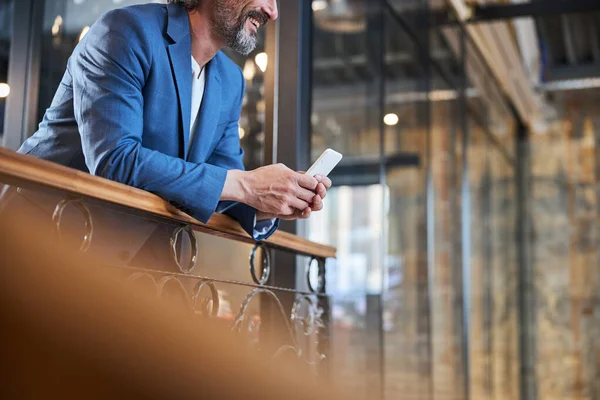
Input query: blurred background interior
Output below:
<box><xmin>1</xmin><ymin>0</ymin><xmax>600</xmax><ymax>399</ymax></box>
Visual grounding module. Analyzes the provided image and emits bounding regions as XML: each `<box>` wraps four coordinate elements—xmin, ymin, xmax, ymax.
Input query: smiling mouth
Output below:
<box><xmin>249</xmin><ymin>17</ymin><xmax>261</xmax><ymax>29</ymax></box>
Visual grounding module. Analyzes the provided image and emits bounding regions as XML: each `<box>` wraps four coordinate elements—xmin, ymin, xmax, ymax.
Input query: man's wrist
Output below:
<box><xmin>221</xmin><ymin>170</ymin><xmax>250</xmax><ymax>203</ymax></box>
<box><xmin>256</xmin><ymin>210</ymin><xmax>273</xmax><ymax>221</ymax></box>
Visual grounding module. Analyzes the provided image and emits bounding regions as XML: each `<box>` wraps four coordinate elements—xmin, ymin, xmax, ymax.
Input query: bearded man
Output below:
<box><xmin>17</xmin><ymin>0</ymin><xmax>331</xmax><ymax>241</ymax></box>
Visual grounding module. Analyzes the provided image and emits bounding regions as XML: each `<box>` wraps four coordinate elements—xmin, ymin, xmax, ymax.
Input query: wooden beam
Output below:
<box><xmin>448</xmin><ymin>0</ymin><xmax>545</xmax><ymax>133</ymax></box>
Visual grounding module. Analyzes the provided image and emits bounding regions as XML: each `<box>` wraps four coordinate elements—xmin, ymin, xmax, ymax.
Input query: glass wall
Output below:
<box><xmin>310</xmin><ymin>1</ymin><xmax>385</xmax><ymax>396</ymax></box>
<box><xmin>383</xmin><ymin>4</ymin><xmax>432</xmax><ymax>400</ymax></box>
<box><xmin>0</xmin><ymin>0</ymin><xmax>13</xmax><ymax>139</ymax></box>
<box><xmin>308</xmin><ymin>1</ymin><xmax>519</xmax><ymax>399</ymax></box>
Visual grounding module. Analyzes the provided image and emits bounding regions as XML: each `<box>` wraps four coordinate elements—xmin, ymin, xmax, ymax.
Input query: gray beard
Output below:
<box><xmin>229</xmin><ymin>25</ymin><xmax>257</xmax><ymax>56</ymax></box>
<box><xmin>212</xmin><ymin>1</ymin><xmax>258</xmax><ymax>56</ymax></box>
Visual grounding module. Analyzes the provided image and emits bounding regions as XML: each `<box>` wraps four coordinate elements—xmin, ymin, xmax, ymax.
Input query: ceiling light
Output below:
<box><xmin>255</xmin><ymin>52</ymin><xmax>268</xmax><ymax>73</ymax></box>
<box><xmin>384</xmin><ymin>113</ymin><xmax>399</xmax><ymax>126</ymax></box>
<box><xmin>429</xmin><ymin>89</ymin><xmax>458</xmax><ymax>102</ymax></box>
<box><xmin>52</xmin><ymin>15</ymin><xmax>63</xmax><ymax>36</ymax></box>
<box><xmin>0</xmin><ymin>83</ymin><xmax>10</xmax><ymax>98</ymax></box>
<box><xmin>536</xmin><ymin>78</ymin><xmax>600</xmax><ymax>92</ymax></box>
<box><xmin>312</xmin><ymin>0</ymin><xmax>328</xmax><ymax>12</ymax></box>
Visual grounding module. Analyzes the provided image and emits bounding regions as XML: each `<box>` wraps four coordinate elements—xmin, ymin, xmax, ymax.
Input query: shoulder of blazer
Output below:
<box><xmin>213</xmin><ymin>51</ymin><xmax>244</xmax><ymax>97</ymax></box>
<box><xmin>93</xmin><ymin>3</ymin><xmax>168</xmax><ymax>44</ymax></box>
<box><xmin>80</xmin><ymin>4</ymin><xmax>168</xmax><ymax>80</ymax></box>
<box><xmin>215</xmin><ymin>50</ymin><xmax>243</xmax><ymax>86</ymax></box>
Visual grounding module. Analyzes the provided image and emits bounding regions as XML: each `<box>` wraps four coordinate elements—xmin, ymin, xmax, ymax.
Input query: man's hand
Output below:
<box><xmin>255</xmin><ymin>174</ymin><xmax>332</xmax><ymax>221</ymax></box>
<box><xmin>313</xmin><ymin>174</ymin><xmax>332</xmax><ymax>202</ymax></box>
<box><xmin>221</xmin><ymin>164</ymin><xmax>319</xmax><ymax>216</ymax></box>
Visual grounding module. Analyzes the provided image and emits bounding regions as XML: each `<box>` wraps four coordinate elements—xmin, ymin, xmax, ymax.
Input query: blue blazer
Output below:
<box><xmin>18</xmin><ymin>3</ymin><xmax>277</xmax><ymax>240</ymax></box>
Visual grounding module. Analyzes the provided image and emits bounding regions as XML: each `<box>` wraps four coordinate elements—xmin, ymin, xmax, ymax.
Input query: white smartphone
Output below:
<box><xmin>306</xmin><ymin>148</ymin><xmax>343</xmax><ymax>178</ymax></box>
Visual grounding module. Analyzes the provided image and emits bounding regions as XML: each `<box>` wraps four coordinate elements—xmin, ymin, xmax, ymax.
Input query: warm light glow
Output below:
<box><xmin>0</xmin><ymin>83</ymin><xmax>10</xmax><ymax>98</ymax></box>
<box><xmin>238</xmin><ymin>126</ymin><xmax>246</xmax><ymax>139</ymax></box>
<box><xmin>52</xmin><ymin>15</ymin><xmax>63</xmax><ymax>36</ymax></box>
<box><xmin>255</xmin><ymin>52</ymin><xmax>268</xmax><ymax>73</ymax></box>
<box><xmin>384</xmin><ymin>113</ymin><xmax>399</xmax><ymax>126</ymax></box>
<box><xmin>79</xmin><ymin>26</ymin><xmax>90</xmax><ymax>42</ymax></box>
<box><xmin>312</xmin><ymin>0</ymin><xmax>328</xmax><ymax>11</ymax></box>
<box><xmin>429</xmin><ymin>89</ymin><xmax>458</xmax><ymax>102</ymax></box>
<box><xmin>242</xmin><ymin>59</ymin><xmax>256</xmax><ymax>81</ymax></box>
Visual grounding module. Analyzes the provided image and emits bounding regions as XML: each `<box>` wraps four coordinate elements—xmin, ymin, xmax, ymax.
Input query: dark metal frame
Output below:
<box><xmin>468</xmin><ymin>0</ymin><xmax>600</xmax><ymax>23</ymax></box>
<box><xmin>4</xmin><ymin>0</ymin><xmax>44</xmax><ymax>150</ymax></box>
<box><xmin>458</xmin><ymin>26</ymin><xmax>472</xmax><ymax>400</ymax></box>
<box><xmin>263</xmin><ymin>0</ymin><xmax>314</xmax><ymax>290</ymax></box>
<box><xmin>430</xmin><ymin>0</ymin><xmax>600</xmax><ymax>26</ymax></box>
<box><xmin>263</xmin><ymin>0</ymin><xmax>327</xmax><ymax>373</ymax></box>
<box><xmin>515</xmin><ymin>121</ymin><xmax>537</xmax><ymax>400</ymax></box>
<box><xmin>365</xmin><ymin>1</ymin><xmax>386</xmax><ymax>396</ymax></box>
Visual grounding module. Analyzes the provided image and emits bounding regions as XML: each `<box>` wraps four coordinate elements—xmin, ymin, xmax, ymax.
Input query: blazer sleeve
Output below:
<box><xmin>71</xmin><ymin>9</ymin><xmax>227</xmax><ymax>223</ymax></box>
<box><xmin>210</xmin><ymin>69</ymin><xmax>279</xmax><ymax>241</ymax></box>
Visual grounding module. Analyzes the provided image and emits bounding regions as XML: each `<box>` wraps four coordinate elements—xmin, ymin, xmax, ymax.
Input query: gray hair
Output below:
<box><xmin>167</xmin><ymin>0</ymin><xmax>202</xmax><ymax>10</ymax></box>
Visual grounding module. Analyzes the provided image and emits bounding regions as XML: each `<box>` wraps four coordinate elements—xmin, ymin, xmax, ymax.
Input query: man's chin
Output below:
<box><xmin>234</xmin><ymin>46</ymin><xmax>256</xmax><ymax>56</ymax></box>
<box><xmin>230</xmin><ymin>33</ymin><xmax>257</xmax><ymax>56</ymax></box>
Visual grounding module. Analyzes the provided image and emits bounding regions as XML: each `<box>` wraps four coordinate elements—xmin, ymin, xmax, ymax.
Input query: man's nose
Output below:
<box><xmin>262</xmin><ymin>0</ymin><xmax>278</xmax><ymax>21</ymax></box>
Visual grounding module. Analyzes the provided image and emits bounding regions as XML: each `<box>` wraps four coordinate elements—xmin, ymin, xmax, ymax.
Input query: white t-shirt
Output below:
<box><xmin>189</xmin><ymin>57</ymin><xmax>206</xmax><ymax>152</ymax></box>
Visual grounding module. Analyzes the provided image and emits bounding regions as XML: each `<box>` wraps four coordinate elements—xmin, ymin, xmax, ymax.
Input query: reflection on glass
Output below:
<box><xmin>310</xmin><ymin>2</ymin><xmax>387</xmax><ymax>392</ymax></box>
<box><xmin>309</xmin><ymin>185</ymin><xmax>386</xmax><ymax>296</ymax></box>
<box><xmin>311</xmin><ymin>0</ymin><xmax>376</xmax><ymax>161</ymax></box>
<box><xmin>307</xmin><ymin>184</ymin><xmax>385</xmax><ymax>398</ymax></box>
<box><xmin>35</xmin><ymin>0</ymin><xmax>266</xmax><ymax>170</ymax></box>
<box><xmin>0</xmin><ymin>0</ymin><xmax>14</xmax><ymax>139</ymax></box>
<box><xmin>310</xmin><ymin>2</ymin><xmax>522</xmax><ymax>398</ymax></box>
<box><xmin>382</xmin><ymin>7</ymin><xmax>431</xmax><ymax>400</ymax></box>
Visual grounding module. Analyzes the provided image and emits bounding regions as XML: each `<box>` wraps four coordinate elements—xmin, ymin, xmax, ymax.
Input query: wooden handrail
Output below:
<box><xmin>0</xmin><ymin>148</ymin><xmax>336</xmax><ymax>259</ymax></box>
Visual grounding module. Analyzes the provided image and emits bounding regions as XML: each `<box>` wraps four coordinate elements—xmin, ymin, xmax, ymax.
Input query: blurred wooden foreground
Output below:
<box><xmin>0</xmin><ymin>205</ymin><xmax>350</xmax><ymax>399</ymax></box>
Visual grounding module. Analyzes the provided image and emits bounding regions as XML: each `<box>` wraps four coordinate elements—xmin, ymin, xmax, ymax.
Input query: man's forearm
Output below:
<box><xmin>221</xmin><ymin>170</ymin><xmax>250</xmax><ymax>203</ymax></box>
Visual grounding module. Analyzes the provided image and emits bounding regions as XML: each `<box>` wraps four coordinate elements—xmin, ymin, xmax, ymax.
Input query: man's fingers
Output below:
<box><xmin>314</xmin><ymin>175</ymin><xmax>332</xmax><ymax>189</ymax></box>
<box><xmin>290</xmin><ymin>197</ymin><xmax>310</xmax><ymax>211</ymax></box>
<box><xmin>301</xmin><ymin>207</ymin><xmax>311</xmax><ymax>219</ymax></box>
<box><xmin>311</xmin><ymin>195</ymin><xmax>323</xmax><ymax>212</ymax></box>
<box><xmin>297</xmin><ymin>173</ymin><xmax>318</xmax><ymax>191</ymax></box>
<box><xmin>316</xmin><ymin>183</ymin><xmax>327</xmax><ymax>199</ymax></box>
<box><xmin>280</xmin><ymin>208</ymin><xmax>310</xmax><ymax>221</ymax></box>
<box><xmin>296</xmin><ymin>187</ymin><xmax>317</xmax><ymax>203</ymax></box>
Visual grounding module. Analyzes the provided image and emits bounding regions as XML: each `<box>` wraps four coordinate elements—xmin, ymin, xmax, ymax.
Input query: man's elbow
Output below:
<box><xmin>91</xmin><ymin>145</ymin><xmax>139</xmax><ymax>186</ymax></box>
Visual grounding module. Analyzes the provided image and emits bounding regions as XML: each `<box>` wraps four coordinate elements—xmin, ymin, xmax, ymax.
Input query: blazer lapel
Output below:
<box><xmin>166</xmin><ymin>3</ymin><xmax>192</xmax><ymax>159</ymax></box>
<box><xmin>188</xmin><ymin>59</ymin><xmax>221</xmax><ymax>162</ymax></box>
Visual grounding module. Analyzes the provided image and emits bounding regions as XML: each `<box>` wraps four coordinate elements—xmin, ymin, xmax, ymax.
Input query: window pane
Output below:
<box><xmin>311</xmin><ymin>1</ymin><xmax>379</xmax><ymax>161</ymax></box>
<box><xmin>223</xmin><ymin>34</ymin><xmax>266</xmax><ymax>170</ymax></box>
<box><xmin>0</xmin><ymin>0</ymin><xmax>13</xmax><ymax>139</ymax></box>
